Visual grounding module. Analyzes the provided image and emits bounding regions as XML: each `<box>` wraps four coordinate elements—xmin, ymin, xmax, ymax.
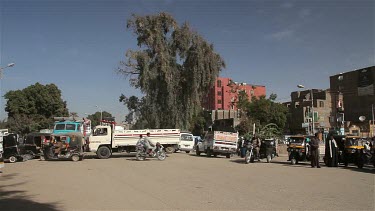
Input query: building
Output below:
<box><xmin>285</xmin><ymin>89</ymin><xmax>335</xmax><ymax>135</ymax></box>
<box><xmin>330</xmin><ymin>66</ymin><xmax>375</xmax><ymax>137</ymax></box>
<box><xmin>202</xmin><ymin>77</ymin><xmax>266</xmax><ymax>111</ymax></box>
<box><xmin>201</xmin><ymin>77</ymin><xmax>266</xmax><ymax>130</ymax></box>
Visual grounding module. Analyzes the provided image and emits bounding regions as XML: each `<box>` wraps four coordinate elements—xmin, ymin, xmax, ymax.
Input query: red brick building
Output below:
<box><xmin>202</xmin><ymin>77</ymin><xmax>266</xmax><ymax>111</ymax></box>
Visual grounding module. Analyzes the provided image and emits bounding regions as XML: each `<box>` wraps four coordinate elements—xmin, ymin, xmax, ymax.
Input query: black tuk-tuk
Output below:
<box><xmin>24</xmin><ymin>132</ymin><xmax>52</xmax><ymax>159</ymax></box>
<box><xmin>287</xmin><ymin>135</ymin><xmax>309</xmax><ymax>165</ymax></box>
<box><xmin>42</xmin><ymin>132</ymin><xmax>85</xmax><ymax>162</ymax></box>
<box><xmin>259</xmin><ymin>138</ymin><xmax>278</xmax><ymax>163</ymax></box>
<box><xmin>3</xmin><ymin>133</ymin><xmax>24</xmax><ymax>163</ymax></box>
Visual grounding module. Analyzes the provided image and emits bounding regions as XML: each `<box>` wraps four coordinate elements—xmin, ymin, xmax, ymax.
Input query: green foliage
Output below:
<box><xmin>87</xmin><ymin>111</ymin><xmax>113</xmax><ymax>128</ymax></box>
<box><xmin>4</xmin><ymin>83</ymin><xmax>69</xmax><ymax>134</ymax></box>
<box><xmin>118</xmin><ymin>13</ymin><xmax>225</xmax><ymax>129</ymax></box>
<box><xmin>247</xmin><ymin>95</ymin><xmax>288</xmax><ymax>129</ymax></box>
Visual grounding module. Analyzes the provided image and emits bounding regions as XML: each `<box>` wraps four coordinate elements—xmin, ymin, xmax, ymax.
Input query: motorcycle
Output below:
<box><xmin>244</xmin><ymin>144</ymin><xmax>255</xmax><ymax>164</ymax></box>
<box><xmin>136</xmin><ymin>142</ymin><xmax>166</xmax><ymax>161</ymax></box>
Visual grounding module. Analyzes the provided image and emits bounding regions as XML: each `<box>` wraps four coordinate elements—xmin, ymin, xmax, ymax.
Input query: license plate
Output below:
<box><xmin>222</xmin><ymin>148</ymin><xmax>228</xmax><ymax>150</ymax></box>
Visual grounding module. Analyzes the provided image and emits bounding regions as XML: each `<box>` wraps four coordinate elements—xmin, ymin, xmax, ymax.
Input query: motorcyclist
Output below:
<box><xmin>144</xmin><ymin>132</ymin><xmax>156</xmax><ymax>154</ymax></box>
<box><xmin>252</xmin><ymin>135</ymin><xmax>261</xmax><ymax>161</ymax></box>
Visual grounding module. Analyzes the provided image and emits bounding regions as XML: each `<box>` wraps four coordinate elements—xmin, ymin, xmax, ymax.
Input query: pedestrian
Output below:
<box><xmin>310</xmin><ymin>133</ymin><xmax>321</xmax><ymax>168</ymax></box>
<box><xmin>325</xmin><ymin>135</ymin><xmax>338</xmax><ymax>167</ymax></box>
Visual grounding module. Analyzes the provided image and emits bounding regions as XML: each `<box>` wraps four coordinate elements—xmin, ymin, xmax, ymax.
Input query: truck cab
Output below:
<box><xmin>178</xmin><ymin>132</ymin><xmax>194</xmax><ymax>153</ymax></box>
<box><xmin>196</xmin><ymin>131</ymin><xmax>238</xmax><ymax>158</ymax></box>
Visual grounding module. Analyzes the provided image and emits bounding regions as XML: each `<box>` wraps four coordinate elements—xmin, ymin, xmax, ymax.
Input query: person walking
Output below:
<box><xmin>310</xmin><ymin>133</ymin><xmax>321</xmax><ymax>168</ymax></box>
<box><xmin>325</xmin><ymin>135</ymin><xmax>338</xmax><ymax>167</ymax></box>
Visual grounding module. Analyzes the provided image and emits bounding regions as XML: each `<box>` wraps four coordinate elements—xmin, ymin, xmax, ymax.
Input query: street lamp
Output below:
<box><xmin>297</xmin><ymin>84</ymin><xmax>314</xmax><ymax>135</ymax></box>
<box><xmin>0</xmin><ymin>63</ymin><xmax>15</xmax><ymax>120</ymax></box>
<box><xmin>95</xmin><ymin>105</ymin><xmax>103</xmax><ymax>125</ymax></box>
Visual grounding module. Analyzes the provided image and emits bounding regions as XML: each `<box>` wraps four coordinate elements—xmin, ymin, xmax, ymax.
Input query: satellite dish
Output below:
<box><xmin>359</xmin><ymin>116</ymin><xmax>366</xmax><ymax>122</ymax></box>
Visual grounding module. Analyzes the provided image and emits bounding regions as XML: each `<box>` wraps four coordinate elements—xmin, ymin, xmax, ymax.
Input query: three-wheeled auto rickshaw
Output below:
<box><xmin>287</xmin><ymin>135</ymin><xmax>309</xmax><ymax>165</ymax></box>
<box><xmin>24</xmin><ymin>132</ymin><xmax>52</xmax><ymax>159</ymax></box>
<box><xmin>341</xmin><ymin>135</ymin><xmax>364</xmax><ymax>167</ymax></box>
<box><xmin>42</xmin><ymin>132</ymin><xmax>85</xmax><ymax>162</ymax></box>
<box><xmin>3</xmin><ymin>133</ymin><xmax>24</xmax><ymax>163</ymax></box>
<box><xmin>259</xmin><ymin>138</ymin><xmax>278</xmax><ymax>163</ymax></box>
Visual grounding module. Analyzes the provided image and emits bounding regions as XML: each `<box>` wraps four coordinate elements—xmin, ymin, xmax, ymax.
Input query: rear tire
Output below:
<box><xmin>291</xmin><ymin>158</ymin><xmax>296</xmax><ymax>165</ymax></box>
<box><xmin>226</xmin><ymin>154</ymin><xmax>230</xmax><ymax>158</ymax></box>
<box><xmin>267</xmin><ymin>155</ymin><xmax>271</xmax><ymax>163</ymax></box>
<box><xmin>9</xmin><ymin>156</ymin><xmax>17</xmax><ymax>163</ymax></box>
<box><xmin>157</xmin><ymin>150</ymin><xmax>166</xmax><ymax>161</ymax></box>
<box><xmin>71</xmin><ymin>154</ymin><xmax>80</xmax><ymax>162</ymax></box>
<box><xmin>185</xmin><ymin>151</ymin><xmax>190</xmax><ymax>154</ymax></box>
<box><xmin>96</xmin><ymin>146</ymin><xmax>111</xmax><ymax>159</ymax></box>
<box><xmin>165</xmin><ymin>147</ymin><xmax>175</xmax><ymax>154</ymax></box>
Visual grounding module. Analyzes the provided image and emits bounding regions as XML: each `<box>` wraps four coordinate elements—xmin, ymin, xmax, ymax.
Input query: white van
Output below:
<box><xmin>178</xmin><ymin>133</ymin><xmax>194</xmax><ymax>153</ymax></box>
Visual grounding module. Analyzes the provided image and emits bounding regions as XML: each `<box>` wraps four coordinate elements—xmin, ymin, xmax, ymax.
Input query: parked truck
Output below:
<box><xmin>88</xmin><ymin>120</ymin><xmax>181</xmax><ymax>159</ymax></box>
<box><xmin>196</xmin><ymin>131</ymin><xmax>238</xmax><ymax>158</ymax></box>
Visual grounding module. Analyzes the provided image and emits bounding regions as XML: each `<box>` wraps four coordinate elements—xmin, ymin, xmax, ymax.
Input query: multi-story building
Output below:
<box><xmin>201</xmin><ymin>77</ymin><xmax>266</xmax><ymax>130</ymax></box>
<box><xmin>285</xmin><ymin>89</ymin><xmax>335</xmax><ymax>136</ymax></box>
<box><xmin>202</xmin><ymin>77</ymin><xmax>266</xmax><ymax>111</ymax></box>
<box><xmin>330</xmin><ymin>66</ymin><xmax>375</xmax><ymax>137</ymax></box>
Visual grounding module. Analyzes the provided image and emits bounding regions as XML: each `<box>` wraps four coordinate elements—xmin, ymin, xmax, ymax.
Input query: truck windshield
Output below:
<box><xmin>181</xmin><ymin>134</ymin><xmax>193</xmax><ymax>141</ymax></box>
<box><xmin>55</xmin><ymin>124</ymin><xmax>65</xmax><ymax>130</ymax></box>
<box><xmin>66</xmin><ymin>124</ymin><xmax>76</xmax><ymax>130</ymax></box>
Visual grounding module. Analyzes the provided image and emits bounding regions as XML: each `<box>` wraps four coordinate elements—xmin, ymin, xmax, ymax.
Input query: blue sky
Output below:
<box><xmin>0</xmin><ymin>0</ymin><xmax>374</xmax><ymax>122</ymax></box>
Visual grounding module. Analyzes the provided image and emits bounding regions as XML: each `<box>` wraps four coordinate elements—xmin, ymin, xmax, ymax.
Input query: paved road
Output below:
<box><xmin>1</xmin><ymin>152</ymin><xmax>374</xmax><ymax>211</ymax></box>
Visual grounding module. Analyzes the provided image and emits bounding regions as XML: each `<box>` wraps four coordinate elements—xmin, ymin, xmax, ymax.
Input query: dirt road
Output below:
<box><xmin>1</xmin><ymin>153</ymin><xmax>374</xmax><ymax>210</ymax></box>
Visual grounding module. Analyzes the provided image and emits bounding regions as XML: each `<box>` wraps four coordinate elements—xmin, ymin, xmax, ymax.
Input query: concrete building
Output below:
<box><xmin>330</xmin><ymin>66</ymin><xmax>375</xmax><ymax>137</ymax></box>
<box><xmin>285</xmin><ymin>89</ymin><xmax>335</xmax><ymax>135</ymax></box>
<box><xmin>202</xmin><ymin>77</ymin><xmax>266</xmax><ymax>111</ymax></box>
<box><xmin>202</xmin><ymin>77</ymin><xmax>266</xmax><ymax>129</ymax></box>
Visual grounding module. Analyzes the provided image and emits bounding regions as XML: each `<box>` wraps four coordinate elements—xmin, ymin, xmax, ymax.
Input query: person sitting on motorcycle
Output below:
<box><xmin>144</xmin><ymin>133</ymin><xmax>155</xmax><ymax>155</ymax></box>
<box><xmin>136</xmin><ymin>135</ymin><xmax>146</xmax><ymax>151</ymax></box>
<box><xmin>251</xmin><ymin>135</ymin><xmax>261</xmax><ymax>161</ymax></box>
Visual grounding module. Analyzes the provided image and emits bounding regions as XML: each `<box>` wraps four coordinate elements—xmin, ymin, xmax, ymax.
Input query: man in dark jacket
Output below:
<box><xmin>310</xmin><ymin>133</ymin><xmax>321</xmax><ymax>168</ymax></box>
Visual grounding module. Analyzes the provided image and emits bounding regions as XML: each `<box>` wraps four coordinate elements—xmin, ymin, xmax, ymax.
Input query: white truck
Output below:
<box><xmin>0</xmin><ymin>129</ymin><xmax>9</xmax><ymax>169</ymax></box>
<box><xmin>196</xmin><ymin>131</ymin><xmax>238</xmax><ymax>158</ymax></box>
<box><xmin>88</xmin><ymin>121</ymin><xmax>180</xmax><ymax>159</ymax></box>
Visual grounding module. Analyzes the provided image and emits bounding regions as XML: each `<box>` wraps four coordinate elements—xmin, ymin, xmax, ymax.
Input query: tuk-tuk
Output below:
<box><xmin>342</xmin><ymin>135</ymin><xmax>364</xmax><ymax>167</ymax></box>
<box><xmin>259</xmin><ymin>138</ymin><xmax>278</xmax><ymax>163</ymax></box>
<box><xmin>24</xmin><ymin>132</ymin><xmax>52</xmax><ymax>159</ymax></box>
<box><xmin>287</xmin><ymin>135</ymin><xmax>309</xmax><ymax>165</ymax></box>
<box><xmin>42</xmin><ymin>132</ymin><xmax>85</xmax><ymax>162</ymax></box>
<box><xmin>3</xmin><ymin>133</ymin><xmax>24</xmax><ymax>163</ymax></box>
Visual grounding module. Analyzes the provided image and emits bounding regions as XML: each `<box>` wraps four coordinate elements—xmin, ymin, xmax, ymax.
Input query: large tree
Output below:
<box><xmin>4</xmin><ymin>83</ymin><xmax>69</xmax><ymax>134</ymax></box>
<box><xmin>87</xmin><ymin>111</ymin><xmax>113</xmax><ymax>128</ymax></box>
<box><xmin>118</xmin><ymin>13</ymin><xmax>225</xmax><ymax>129</ymax></box>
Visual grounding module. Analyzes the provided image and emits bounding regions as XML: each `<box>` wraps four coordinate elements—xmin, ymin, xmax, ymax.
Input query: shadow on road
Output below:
<box><xmin>0</xmin><ymin>173</ymin><xmax>61</xmax><ymax>211</ymax></box>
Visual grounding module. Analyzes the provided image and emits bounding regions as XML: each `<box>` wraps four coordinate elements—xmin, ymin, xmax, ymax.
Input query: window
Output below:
<box><xmin>217</xmin><ymin>80</ymin><xmax>222</xmax><ymax>87</ymax></box>
<box><xmin>66</xmin><ymin>124</ymin><xmax>76</xmax><ymax>130</ymax></box>
<box><xmin>218</xmin><ymin>100</ymin><xmax>222</xmax><ymax>104</ymax></box>
<box><xmin>55</xmin><ymin>124</ymin><xmax>65</xmax><ymax>130</ymax></box>
<box><xmin>319</xmin><ymin>101</ymin><xmax>324</xmax><ymax>107</ymax></box>
<box><xmin>217</xmin><ymin>91</ymin><xmax>222</xmax><ymax>96</ymax></box>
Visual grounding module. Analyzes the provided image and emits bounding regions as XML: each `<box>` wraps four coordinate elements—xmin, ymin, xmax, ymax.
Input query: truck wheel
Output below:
<box><xmin>186</xmin><ymin>151</ymin><xmax>190</xmax><ymax>154</ymax></box>
<box><xmin>165</xmin><ymin>147</ymin><xmax>175</xmax><ymax>154</ymax></box>
<box><xmin>97</xmin><ymin>146</ymin><xmax>111</xmax><ymax>159</ymax></box>
<box><xmin>226</xmin><ymin>154</ymin><xmax>230</xmax><ymax>158</ymax></box>
<box><xmin>71</xmin><ymin>154</ymin><xmax>80</xmax><ymax>162</ymax></box>
<box><xmin>9</xmin><ymin>156</ymin><xmax>17</xmax><ymax>163</ymax></box>
<box><xmin>196</xmin><ymin>148</ymin><xmax>201</xmax><ymax>156</ymax></box>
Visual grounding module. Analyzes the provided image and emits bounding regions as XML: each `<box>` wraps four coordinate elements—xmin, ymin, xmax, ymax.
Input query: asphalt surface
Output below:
<box><xmin>0</xmin><ymin>152</ymin><xmax>374</xmax><ymax>211</ymax></box>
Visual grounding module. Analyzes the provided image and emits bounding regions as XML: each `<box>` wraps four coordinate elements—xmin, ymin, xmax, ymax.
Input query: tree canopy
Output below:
<box><xmin>236</xmin><ymin>94</ymin><xmax>288</xmax><ymax>138</ymax></box>
<box><xmin>87</xmin><ymin>111</ymin><xmax>114</xmax><ymax>128</ymax></box>
<box><xmin>4</xmin><ymin>83</ymin><xmax>69</xmax><ymax>134</ymax></box>
<box><xmin>118</xmin><ymin>12</ymin><xmax>225</xmax><ymax>129</ymax></box>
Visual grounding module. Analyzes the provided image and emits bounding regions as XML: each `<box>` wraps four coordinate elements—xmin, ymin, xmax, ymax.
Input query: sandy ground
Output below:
<box><xmin>0</xmin><ymin>152</ymin><xmax>374</xmax><ymax>211</ymax></box>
